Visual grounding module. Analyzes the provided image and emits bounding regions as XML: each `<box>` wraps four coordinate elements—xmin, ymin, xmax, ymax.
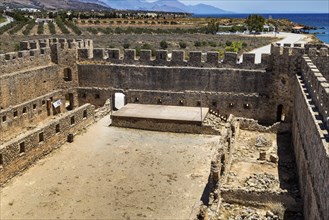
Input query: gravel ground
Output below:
<box><xmin>0</xmin><ymin>115</ymin><xmax>220</xmax><ymax>219</ymax></box>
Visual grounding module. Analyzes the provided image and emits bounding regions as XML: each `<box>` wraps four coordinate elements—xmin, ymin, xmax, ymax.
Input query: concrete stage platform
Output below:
<box><xmin>112</xmin><ymin>103</ymin><xmax>209</xmax><ymax>124</ymax></box>
<box><xmin>111</xmin><ymin>104</ymin><xmax>210</xmax><ymax>133</ymax></box>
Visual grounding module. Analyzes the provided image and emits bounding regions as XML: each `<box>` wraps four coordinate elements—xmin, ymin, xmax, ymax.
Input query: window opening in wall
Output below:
<box><xmin>113</xmin><ymin>92</ymin><xmax>126</xmax><ymax>111</ymax></box>
<box><xmin>220</xmin><ymin>154</ymin><xmax>226</xmax><ymax>176</ymax></box>
<box><xmin>19</xmin><ymin>142</ymin><xmax>25</xmax><ymax>154</ymax></box>
<box><xmin>82</xmin><ymin>93</ymin><xmax>87</xmax><ymax>99</ymax></box>
<box><xmin>158</xmin><ymin>99</ymin><xmax>162</xmax><ymax>104</ymax></box>
<box><xmin>2</xmin><ymin>115</ymin><xmax>6</xmax><ymax>122</ymax></box>
<box><xmin>33</xmin><ymin>104</ymin><xmax>37</xmax><ymax>109</ymax></box>
<box><xmin>64</xmin><ymin>68</ymin><xmax>73</xmax><ymax>81</ymax></box>
<box><xmin>95</xmin><ymin>94</ymin><xmax>100</xmax><ymax>99</ymax></box>
<box><xmin>212</xmin><ymin>101</ymin><xmax>217</xmax><ymax>107</ymax></box>
<box><xmin>22</xmin><ymin>107</ymin><xmax>27</xmax><ymax>114</ymax></box>
<box><xmin>134</xmin><ymin>97</ymin><xmax>139</xmax><ymax>103</ymax></box>
<box><xmin>0</xmin><ymin>154</ymin><xmax>3</xmax><ymax>166</ymax></box>
<box><xmin>65</xmin><ymin>93</ymin><xmax>74</xmax><ymax>111</ymax></box>
<box><xmin>83</xmin><ymin>110</ymin><xmax>87</xmax><ymax>119</ymax></box>
<box><xmin>276</xmin><ymin>104</ymin><xmax>285</xmax><ymax>122</ymax></box>
<box><xmin>229</xmin><ymin>103</ymin><xmax>234</xmax><ymax>108</ymax></box>
<box><xmin>244</xmin><ymin>103</ymin><xmax>250</xmax><ymax>109</ymax></box>
<box><xmin>71</xmin><ymin>116</ymin><xmax>75</xmax><ymax>125</ymax></box>
<box><xmin>56</xmin><ymin>124</ymin><xmax>60</xmax><ymax>133</ymax></box>
<box><xmin>42</xmin><ymin>100</ymin><xmax>46</xmax><ymax>105</ymax></box>
<box><xmin>179</xmin><ymin>100</ymin><xmax>184</xmax><ymax>105</ymax></box>
<box><xmin>197</xmin><ymin>101</ymin><xmax>201</xmax><ymax>107</ymax></box>
<box><xmin>13</xmin><ymin>111</ymin><xmax>18</xmax><ymax>118</ymax></box>
<box><xmin>39</xmin><ymin>132</ymin><xmax>44</xmax><ymax>142</ymax></box>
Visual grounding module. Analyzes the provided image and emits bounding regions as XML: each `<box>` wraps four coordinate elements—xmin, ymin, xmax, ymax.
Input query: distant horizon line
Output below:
<box><xmin>193</xmin><ymin>12</ymin><xmax>329</xmax><ymax>15</ymax></box>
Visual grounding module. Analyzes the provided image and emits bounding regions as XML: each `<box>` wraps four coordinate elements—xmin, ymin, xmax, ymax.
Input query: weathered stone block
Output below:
<box><xmin>20</xmin><ymin>41</ymin><xmax>30</xmax><ymax>50</ymax></box>
<box><xmin>172</xmin><ymin>50</ymin><xmax>185</xmax><ymax>62</ymax></box>
<box><xmin>206</xmin><ymin>52</ymin><xmax>219</xmax><ymax>65</ymax></box>
<box><xmin>223</xmin><ymin>52</ymin><xmax>237</xmax><ymax>64</ymax></box>
<box><xmin>78</xmin><ymin>49</ymin><xmax>90</xmax><ymax>60</ymax></box>
<box><xmin>189</xmin><ymin>51</ymin><xmax>202</xmax><ymax>64</ymax></box>
<box><xmin>319</xmin><ymin>48</ymin><xmax>328</xmax><ymax>57</ymax></box>
<box><xmin>139</xmin><ymin>50</ymin><xmax>151</xmax><ymax>61</ymax></box>
<box><xmin>308</xmin><ymin>48</ymin><xmax>317</xmax><ymax>57</ymax></box>
<box><xmin>155</xmin><ymin>50</ymin><xmax>168</xmax><ymax>61</ymax></box>
<box><xmin>93</xmin><ymin>48</ymin><xmax>106</xmax><ymax>60</ymax></box>
<box><xmin>243</xmin><ymin>53</ymin><xmax>255</xmax><ymax>65</ymax></box>
<box><xmin>108</xmin><ymin>49</ymin><xmax>120</xmax><ymax>60</ymax></box>
<box><xmin>124</xmin><ymin>49</ymin><xmax>136</xmax><ymax>61</ymax></box>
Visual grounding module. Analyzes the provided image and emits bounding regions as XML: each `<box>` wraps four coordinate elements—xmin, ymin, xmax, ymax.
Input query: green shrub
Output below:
<box><xmin>123</xmin><ymin>43</ymin><xmax>130</xmax><ymax>49</ymax></box>
<box><xmin>86</xmin><ymin>27</ymin><xmax>98</xmax><ymax>34</ymax></box>
<box><xmin>22</xmin><ymin>20</ymin><xmax>35</xmax><ymax>36</ymax></box>
<box><xmin>9</xmin><ymin>22</ymin><xmax>27</xmax><ymax>35</ymax></box>
<box><xmin>55</xmin><ymin>17</ymin><xmax>70</xmax><ymax>34</ymax></box>
<box><xmin>179</xmin><ymin>41</ymin><xmax>187</xmax><ymax>49</ymax></box>
<box><xmin>208</xmin><ymin>41</ymin><xmax>217</xmax><ymax>47</ymax></box>
<box><xmin>194</xmin><ymin>41</ymin><xmax>202</xmax><ymax>47</ymax></box>
<box><xmin>37</xmin><ymin>22</ymin><xmax>44</xmax><ymax>35</ymax></box>
<box><xmin>225</xmin><ymin>40</ymin><xmax>232</xmax><ymax>46</ymax></box>
<box><xmin>0</xmin><ymin>21</ymin><xmax>19</xmax><ymax>35</ymax></box>
<box><xmin>160</xmin><ymin>40</ymin><xmax>168</xmax><ymax>49</ymax></box>
<box><xmin>64</xmin><ymin>20</ymin><xmax>82</xmax><ymax>35</ymax></box>
<box><xmin>48</xmin><ymin>22</ymin><xmax>56</xmax><ymax>34</ymax></box>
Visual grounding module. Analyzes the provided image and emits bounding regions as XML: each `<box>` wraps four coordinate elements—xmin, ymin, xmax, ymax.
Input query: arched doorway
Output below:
<box><xmin>113</xmin><ymin>92</ymin><xmax>125</xmax><ymax>111</ymax></box>
<box><xmin>276</xmin><ymin>104</ymin><xmax>284</xmax><ymax>122</ymax></box>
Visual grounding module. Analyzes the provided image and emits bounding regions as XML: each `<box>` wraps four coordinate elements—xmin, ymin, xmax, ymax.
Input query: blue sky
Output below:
<box><xmin>147</xmin><ymin>0</ymin><xmax>329</xmax><ymax>13</ymax></box>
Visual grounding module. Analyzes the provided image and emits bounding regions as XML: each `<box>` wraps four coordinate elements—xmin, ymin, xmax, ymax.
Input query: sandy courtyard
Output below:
<box><xmin>0</xmin><ymin>115</ymin><xmax>220</xmax><ymax>219</ymax></box>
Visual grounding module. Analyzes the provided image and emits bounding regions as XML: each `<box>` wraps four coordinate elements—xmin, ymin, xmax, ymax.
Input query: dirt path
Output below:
<box><xmin>249</xmin><ymin>32</ymin><xmax>312</xmax><ymax>63</ymax></box>
<box><xmin>0</xmin><ymin>115</ymin><xmax>220</xmax><ymax>219</ymax></box>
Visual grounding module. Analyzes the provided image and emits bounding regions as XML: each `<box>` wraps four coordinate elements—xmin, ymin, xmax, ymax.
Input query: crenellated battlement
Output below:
<box><xmin>19</xmin><ymin>38</ymin><xmax>93</xmax><ymax>51</ymax></box>
<box><xmin>270</xmin><ymin>43</ymin><xmax>306</xmax><ymax>57</ymax></box>
<box><xmin>77</xmin><ymin>48</ymin><xmax>270</xmax><ymax>69</ymax></box>
<box><xmin>0</xmin><ymin>48</ymin><xmax>52</xmax><ymax>76</ymax></box>
<box><xmin>0</xmin><ymin>38</ymin><xmax>93</xmax><ymax>76</ymax></box>
<box><xmin>301</xmin><ymin>56</ymin><xmax>329</xmax><ymax>129</ymax></box>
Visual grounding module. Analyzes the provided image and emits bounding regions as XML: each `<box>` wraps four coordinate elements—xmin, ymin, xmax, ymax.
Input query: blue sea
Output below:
<box><xmin>194</xmin><ymin>13</ymin><xmax>329</xmax><ymax>43</ymax></box>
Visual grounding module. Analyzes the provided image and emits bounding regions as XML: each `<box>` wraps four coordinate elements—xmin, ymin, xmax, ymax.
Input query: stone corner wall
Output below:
<box><xmin>0</xmin><ymin>104</ymin><xmax>95</xmax><ymax>185</ymax></box>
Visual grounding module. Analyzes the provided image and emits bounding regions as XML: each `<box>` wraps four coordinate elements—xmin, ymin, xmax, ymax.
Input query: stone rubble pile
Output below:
<box><xmin>203</xmin><ymin>114</ymin><xmax>224</xmax><ymax>132</ymax></box>
<box><xmin>221</xmin><ymin>203</ymin><xmax>281</xmax><ymax>220</ymax></box>
<box><xmin>255</xmin><ymin>135</ymin><xmax>271</xmax><ymax>148</ymax></box>
<box><xmin>244</xmin><ymin>173</ymin><xmax>279</xmax><ymax>190</ymax></box>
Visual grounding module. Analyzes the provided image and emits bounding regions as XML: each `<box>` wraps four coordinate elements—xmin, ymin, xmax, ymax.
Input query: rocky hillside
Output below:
<box><xmin>0</xmin><ymin>0</ymin><xmax>110</xmax><ymax>10</ymax></box>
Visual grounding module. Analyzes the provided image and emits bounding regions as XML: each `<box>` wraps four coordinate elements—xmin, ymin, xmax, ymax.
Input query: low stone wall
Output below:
<box><xmin>0</xmin><ymin>90</ymin><xmax>65</xmax><ymax>143</ymax></box>
<box><xmin>193</xmin><ymin>114</ymin><xmax>240</xmax><ymax>219</ymax></box>
<box><xmin>0</xmin><ymin>104</ymin><xmax>95</xmax><ymax>185</ymax></box>
<box><xmin>220</xmin><ymin>188</ymin><xmax>299</xmax><ymax>211</ymax></box>
<box><xmin>111</xmin><ymin>114</ymin><xmax>221</xmax><ymax>135</ymax></box>
<box><xmin>236</xmin><ymin>117</ymin><xmax>291</xmax><ymax>133</ymax></box>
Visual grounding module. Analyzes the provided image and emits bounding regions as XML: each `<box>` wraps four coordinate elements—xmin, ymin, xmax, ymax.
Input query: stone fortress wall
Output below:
<box><xmin>0</xmin><ymin>38</ymin><xmax>328</xmax><ymax>219</ymax></box>
<box><xmin>0</xmin><ymin>38</ymin><xmax>95</xmax><ymax>185</ymax></box>
<box><xmin>292</xmin><ymin>46</ymin><xmax>329</xmax><ymax>220</ymax></box>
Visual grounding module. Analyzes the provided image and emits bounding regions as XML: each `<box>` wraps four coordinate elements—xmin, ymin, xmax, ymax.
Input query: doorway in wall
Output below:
<box><xmin>276</xmin><ymin>104</ymin><xmax>284</xmax><ymax>122</ymax></box>
<box><xmin>113</xmin><ymin>92</ymin><xmax>125</xmax><ymax>111</ymax></box>
<box><xmin>65</xmin><ymin>93</ymin><xmax>74</xmax><ymax>111</ymax></box>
